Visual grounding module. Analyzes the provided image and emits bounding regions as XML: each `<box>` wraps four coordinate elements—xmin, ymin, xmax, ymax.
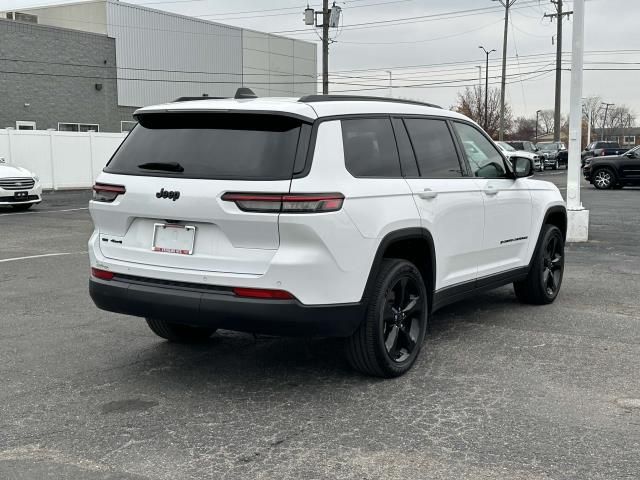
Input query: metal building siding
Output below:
<box><xmin>241</xmin><ymin>30</ymin><xmax>317</xmax><ymax>97</ymax></box>
<box><xmin>106</xmin><ymin>1</ymin><xmax>242</xmax><ymax>107</ymax></box>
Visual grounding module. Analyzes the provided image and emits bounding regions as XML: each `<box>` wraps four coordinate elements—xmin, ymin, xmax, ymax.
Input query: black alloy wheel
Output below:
<box><xmin>542</xmin><ymin>233</ymin><xmax>563</xmax><ymax>297</ymax></box>
<box><xmin>346</xmin><ymin>258</ymin><xmax>428</xmax><ymax>378</ymax></box>
<box><xmin>382</xmin><ymin>275</ymin><xmax>425</xmax><ymax>363</ymax></box>
<box><xmin>514</xmin><ymin>224</ymin><xmax>565</xmax><ymax>304</ymax></box>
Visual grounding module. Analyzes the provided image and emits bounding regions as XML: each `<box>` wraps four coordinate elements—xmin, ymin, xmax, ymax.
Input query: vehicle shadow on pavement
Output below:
<box><xmin>102</xmin><ymin>289</ymin><xmax>524</xmax><ymax>384</ymax></box>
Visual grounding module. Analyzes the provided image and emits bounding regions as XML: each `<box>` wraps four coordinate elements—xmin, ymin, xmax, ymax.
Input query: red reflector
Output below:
<box><xmin>232</xmin><ymin>287</ymin><xmax>294</xmax><ymax>300</ymax></box>
<box><xmin>91</xmin><ymin>268</ymin><xmax>114</xmax><ymax>280</ymax></box>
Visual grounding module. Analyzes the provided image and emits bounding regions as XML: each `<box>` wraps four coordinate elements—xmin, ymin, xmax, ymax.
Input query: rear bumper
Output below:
<box><xmin>90</xmin><ymin>276</ymin><xmax>364</xmax><ymax>337</ymax></box>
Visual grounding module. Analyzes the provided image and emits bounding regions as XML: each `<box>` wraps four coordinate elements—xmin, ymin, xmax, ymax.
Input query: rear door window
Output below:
<box><xmin>104</xmin><ymin>113</ymin><xmax>305</xmax><ymax>180</ymax></box>
<box><xmin>403</xmin><ymin>118</ymin><xmax>463</xmax><ymax>178</ymax></box>
<box><xmin>341</xmin><ymin>118</ymin><xmax>401</xmax><ymax>177</ymax></box>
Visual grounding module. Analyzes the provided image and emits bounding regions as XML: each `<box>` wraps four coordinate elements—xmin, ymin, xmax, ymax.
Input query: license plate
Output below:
<box><xmin>152</xmin><ymin>223</ymin><xmax>196</xmax><ymax>255</ymax></box>
<box><xmin>14</xmin><ymin>191</ymin><xmax>28</xmax><ymax>199</ymax></box>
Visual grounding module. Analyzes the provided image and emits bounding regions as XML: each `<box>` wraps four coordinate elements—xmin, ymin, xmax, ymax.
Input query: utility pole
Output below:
<box><xmin>495</xmin><ymin>0</ymin><xmax>516</xmax><ymax>141</ymax></box>
<box><xmin>322</xmin><ymin>0</ymin><xmax>329</xmax><ymax>94</ymax></box>
<box><xmin>601</xmin><ymin>102</ymin><xmax>614</xmax><ymax>140</ymax></box>
<box><xmin>536</xmin><ymin>109</ymin><xmax>542</xmax><ymax>141</ymax></box>
<box><xmin>479</xmin><ymin>46</ymin><xmax>495</xmax><ymax>132</ymax></box>
<box><xmin>544</xmin><ymin>0</ymin><xmax>573</xmax><ymax>142</ymax></box>
<box><xmin>566</xmin><ymin>0</ymin><xmax>588</xmax><ymax>242</ymax></box>
<box><xmin>304</xmin><ymin>2</ymin><xmax>340</xmax><ymax>95</ymax></box>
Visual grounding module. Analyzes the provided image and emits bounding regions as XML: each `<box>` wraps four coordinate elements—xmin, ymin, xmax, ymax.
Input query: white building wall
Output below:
<box><xmin>106</xmin><ymin>0</ymin><xmax>243</xmax><ymax>106</ymax></box>
<box><xmin>3</xmin><ymin>0</ymin><xmax>108</xmax><ymax>34</ymax></box>
<box><xmin>242</xmin><ymin>30</ymin><xmax>317</xmax><ymax>98</ymax></box>
<box><xmin>2</xmin><ymin>0</ymin><xmax>317</xmax><ymax>106</ymax></box>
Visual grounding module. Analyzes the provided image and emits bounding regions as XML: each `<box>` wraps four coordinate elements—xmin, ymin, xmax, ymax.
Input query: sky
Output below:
<box><xmin>7</xmin><ymin>0</ymin><xmax>640</xmax><ymax>120</ymax></box>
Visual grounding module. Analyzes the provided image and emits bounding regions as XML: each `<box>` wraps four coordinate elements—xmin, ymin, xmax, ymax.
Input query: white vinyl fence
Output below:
<box><xmin>0</xmin><ymin>130</ymin><xmax>127</xmax><ymax>190</ymax></box>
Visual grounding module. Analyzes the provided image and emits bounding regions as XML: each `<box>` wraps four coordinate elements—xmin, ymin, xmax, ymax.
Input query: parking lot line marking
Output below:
<box><xmin>0</xmin><ymin>251</ymin><xmax>87</xmax><ymax>263</ymax></box>
<box><xmin>0</xmin><ymin>207</ymin><xmax>88</xmax><ymax>216</ymax></box>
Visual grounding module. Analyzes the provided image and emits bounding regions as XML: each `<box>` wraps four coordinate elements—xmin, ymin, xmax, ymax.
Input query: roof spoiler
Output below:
<box><xmin>172</xmin><ymin>88</ymin><xmax>258</xmax><ymax>103</ymax></box>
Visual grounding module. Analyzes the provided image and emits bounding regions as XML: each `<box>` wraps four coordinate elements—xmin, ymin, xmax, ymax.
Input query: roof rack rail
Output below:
<box><xmin>298</xmin><ymin>94</ymin><xmax>441</xmax><ymax>109</ymax></box>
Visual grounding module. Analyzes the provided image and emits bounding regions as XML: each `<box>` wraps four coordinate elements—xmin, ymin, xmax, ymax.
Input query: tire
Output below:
<box><xmin>514</xmin><ymin>225</ymin><xmax>564</xmax><ymax>305</ymax></box>
<box><xmin>346</xmin><ymin>259</ymin><xmax>428</xmax><ymax>378</ymax></box>
<box><xmin>553</xmin><ymin>160</ymin><xmax>559</xmax><ymax>170</ymax></box>
<box><xmin>145</xmin><ymin>318</ymin><xmax>216</xmax><ymax>343</ymax></box>
<box><xmin>592</xmin><ymin>167</ymin><xmax>616</xmax><ymax>189</ymax></box>
<box><xmin>10</xmin><ymin>203</ymin><xmax>33</xmax><ymax>211</ymax></box>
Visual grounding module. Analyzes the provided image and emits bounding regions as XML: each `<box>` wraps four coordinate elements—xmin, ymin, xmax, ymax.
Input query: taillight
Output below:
<box><xmin>232</xmin><ymin>287</ymin><xmax>294</xmax><ymax>300</ymax></box>
<box><xmin>92</xmin><ymin>183</ymin><xmax>125</xmax><ymax>203</ymax></box>
<box><xmin>91</xmin><ymin>267</ymin><xmax>114</xmax><ymax>280</ymax></box>
<box><xmin>221</xmin><ymin>192</ymin><xmax>344</xmax><ymax>213</ymax></box>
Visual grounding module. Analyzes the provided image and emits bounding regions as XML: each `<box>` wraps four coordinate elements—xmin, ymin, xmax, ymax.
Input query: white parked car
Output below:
<box><xmin>0</xmin><ymin>157</ymin><xmax>42</xmax><ymax>211</ymax></box>
<box><xmin>496</xmin><ymin>141</ymin><xmax>543</xmax><ymax>172</ymax></box>
<box><xmin>89</xmin><ymin>93</ymin><xmax>566</xmax><ymax>378</ymax></box>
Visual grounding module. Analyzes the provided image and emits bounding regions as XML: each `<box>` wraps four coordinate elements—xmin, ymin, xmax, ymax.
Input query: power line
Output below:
<box><xmin>3</xmin><ymin>54</ymin><xmax>636</xmax><ymax>81</ymax></box>
<box><xmin>271</xmin><ymin>1</ymin><xmax>543</xmax><ymax>34</ymax></box>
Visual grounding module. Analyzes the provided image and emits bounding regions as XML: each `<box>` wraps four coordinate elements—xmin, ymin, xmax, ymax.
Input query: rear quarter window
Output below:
<box><xmin>104</xmin><ymin>113</ymin><xmax>305</xmax><ymax>180</ymax></box>
<box><xmin>341</xmin><ymin>118</ymin><xmax>401</xmax><ymax>177</ymax></box>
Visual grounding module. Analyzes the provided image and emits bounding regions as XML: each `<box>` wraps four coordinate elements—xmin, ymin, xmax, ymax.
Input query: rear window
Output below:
<box><xmin>105</xmin><ymin>113</ymin><xmax>305</xmax><ymax>180</ymax></box>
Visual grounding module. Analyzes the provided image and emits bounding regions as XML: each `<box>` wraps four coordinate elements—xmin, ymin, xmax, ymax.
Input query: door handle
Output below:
<box><xmin>418</xmin><ymin>188</ymin><xmax>438</xmax><ymax>199</ymax></box>
<box><xmin>484</xmin><ymin>186</ymin><xmax>499</xmax><ymax>196</ymax></box>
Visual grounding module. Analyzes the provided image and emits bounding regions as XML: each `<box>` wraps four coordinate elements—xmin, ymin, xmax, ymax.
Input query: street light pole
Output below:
<box><xmin>479</xmin><ymin>46</ymin><xmax>495</xmax><ymax>132</ymax></box>
<box><xmin>566</xmin><ymin>0</ymin><xmax>589</xmax><ymax>242</ymax></box>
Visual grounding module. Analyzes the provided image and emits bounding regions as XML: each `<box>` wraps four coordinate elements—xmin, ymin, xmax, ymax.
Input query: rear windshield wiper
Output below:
<box><xmin>137</xmin><ymin>162</ymin><xmax>184</xmax><ymax>172</ymax></box>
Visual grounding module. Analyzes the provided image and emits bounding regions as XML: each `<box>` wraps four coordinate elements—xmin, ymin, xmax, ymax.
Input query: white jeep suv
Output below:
<box><xmin>89</xmin><ymin>93</ymin><xmax>566</xmax><ymax>378</ymax></box>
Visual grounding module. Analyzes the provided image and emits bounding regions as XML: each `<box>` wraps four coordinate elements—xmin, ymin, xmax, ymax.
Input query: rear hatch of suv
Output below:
<box><xmin>91</xmin><ymin>111</ymin><xmax>312</xmax><ymax>275</ymax></box>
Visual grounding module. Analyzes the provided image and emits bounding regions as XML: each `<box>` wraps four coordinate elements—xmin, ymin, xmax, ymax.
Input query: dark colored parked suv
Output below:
<box><xmin>583</xmin><ymin>145</ymin><xmax>640</xmax><ymax>189</ymax></box>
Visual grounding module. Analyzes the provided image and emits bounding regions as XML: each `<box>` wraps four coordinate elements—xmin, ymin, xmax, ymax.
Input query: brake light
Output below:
<box><xmin>91</xmin><ymin>268</ymin><xmax>114</xmax><ymax>280</ymax></box>
<box><xmin>232</xmin><ymin>287</ymin><xmax>294</xmax><ymax>300</ymax></box>
<box><xmin>93</xmin><ymin>183</ymin><xmax>126</xmax><ymax>203</ymax></box>
<box><xmin>222</xmin><ymin>192</ymin><xmax>344</xmax><ymax>213</ymax></box>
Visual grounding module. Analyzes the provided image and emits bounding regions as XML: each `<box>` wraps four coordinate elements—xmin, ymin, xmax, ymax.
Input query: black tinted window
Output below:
<box><xmin>453</xmin><ymin>122</ymin><xmax>507</xmax><ymax>178</ymax></box>
<box><xmin>341</xmin><ymin>118</ymin><xmax>401</xmax><ymax>177</ymax></box>
<box><xmin>403</xmin><ymin>118</ymin><xmax>462</xmax><ymax>178</ymax></box>
<box><xmin>105</xmin><ymin>113</ymin><xmax>303</xmax><ymax>180</ymax></box>
<box><xmin>391</xmin><ymin>118</ymin><xmax>419</xmax><ymax>177</ymax></box>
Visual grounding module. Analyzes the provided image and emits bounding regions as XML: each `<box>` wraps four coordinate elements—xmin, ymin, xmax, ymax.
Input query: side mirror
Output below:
<box><xmin>513</xmin><ymin>157</ymin><xmax>533</xmax><ymax>178</ymax></box>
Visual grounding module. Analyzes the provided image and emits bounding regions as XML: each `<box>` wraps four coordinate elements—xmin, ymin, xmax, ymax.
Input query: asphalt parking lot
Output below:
<box><xmin>1</xmin><ymin>172</ymin><xmax>639</xmax><ymax>480</ymax></box>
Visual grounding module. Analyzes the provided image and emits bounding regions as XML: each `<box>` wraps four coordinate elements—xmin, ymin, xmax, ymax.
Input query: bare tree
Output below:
<box><xmin>537</xmin><ymin>109</ymin><xmax>555</xmax><ymax>136</ymax></box>
<box><xmin>508</xmin><ymin>117</ymin><xmax>536</xmax><ymax>141</ymax></box>
<box><xmin>581</xmin><ymin>95</ymin><xmax>602</xmax><ymax>133</ymax></box>
<box><xmin>454</xmin><ymin>86</ymin><xmax>511</xmax><ymax>139</ymax></box>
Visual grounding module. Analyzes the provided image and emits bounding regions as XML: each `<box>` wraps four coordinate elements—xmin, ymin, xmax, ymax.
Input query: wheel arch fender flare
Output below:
<box><xmin>529</xmin><ymin>205</ymin><xmax>567</xmax><ymax>269</ymax></box>
<box><xmin>360</xmin><ymin>227</ymin><xmax>436</xmax><ymax>307</ymax></box>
